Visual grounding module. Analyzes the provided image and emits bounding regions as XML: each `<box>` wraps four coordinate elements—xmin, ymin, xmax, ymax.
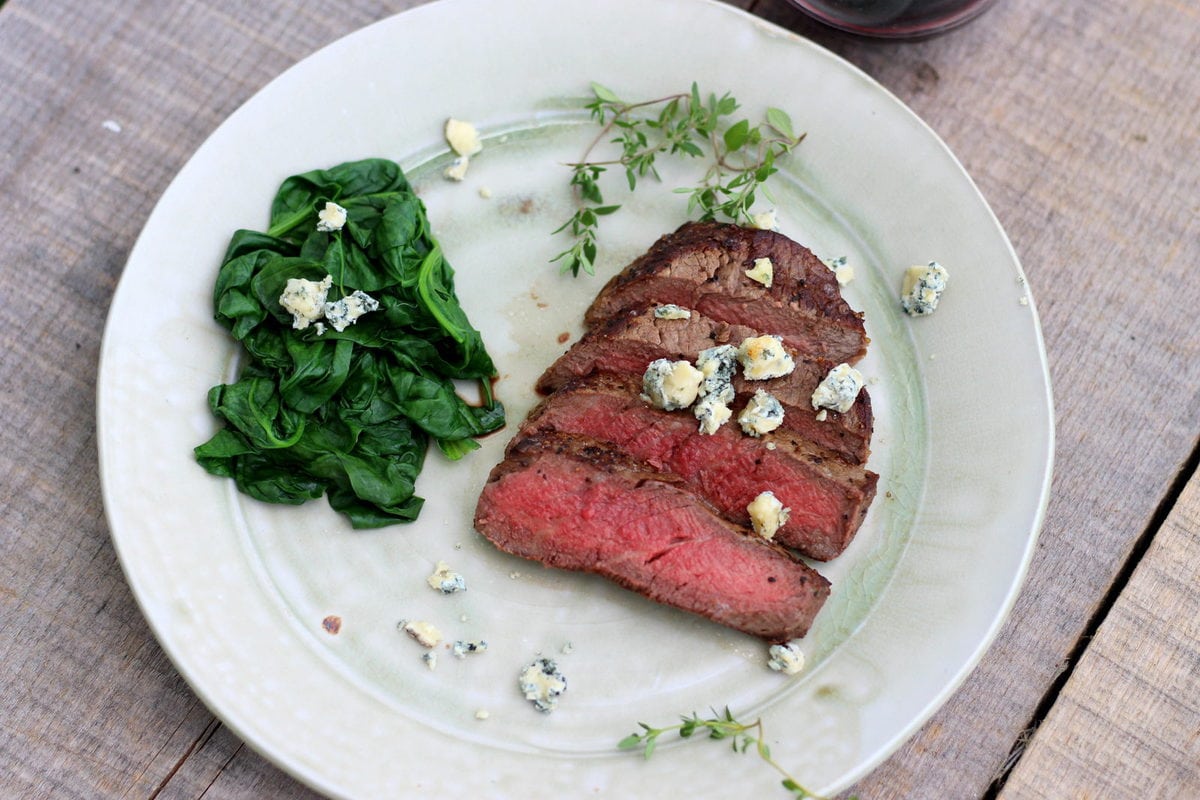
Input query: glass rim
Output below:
<box><xmin>785</xmin><ymin>0</ymin><xmax>1001</xmax><ymax>39</ymax></box>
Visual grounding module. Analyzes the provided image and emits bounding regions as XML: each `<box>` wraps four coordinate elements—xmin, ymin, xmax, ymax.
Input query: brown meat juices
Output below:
<box><xmin>474</xmin><ymin>221</ymin><xmax>878</xmax><ymax>642</ymax></box>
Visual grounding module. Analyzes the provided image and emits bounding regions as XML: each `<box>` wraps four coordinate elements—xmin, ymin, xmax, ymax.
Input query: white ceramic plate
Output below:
<box><xmin>97</xmin><ymin>0</ymin><xmax>1054</xmax><ymax>796</ymax></box>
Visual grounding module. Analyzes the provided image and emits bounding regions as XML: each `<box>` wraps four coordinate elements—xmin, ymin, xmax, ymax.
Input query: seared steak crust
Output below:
<box><xmin>474</xmin><ymin>433</ymin><xmax>831</xmax><ymax>641</ymax></box>
<box><xmin>536</xmin><ymin>306</ymin><xmax>873</xmax><ymax>464</ymax></box>
<box><xmin>584</xmin><ymin>221</ymin><xmax>868</xmax><ymax>362</ymax></box>
<box><xmin>519</xmin><ymin>374</ymin><xmax>877</xmax><ymax>560</ymax></box>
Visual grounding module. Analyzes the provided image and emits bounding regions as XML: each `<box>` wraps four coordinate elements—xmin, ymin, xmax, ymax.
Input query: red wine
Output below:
<box><xmin>789</xmin><ymin>0</ymin><xmax>998</xmax><ymax>37</ymax></box>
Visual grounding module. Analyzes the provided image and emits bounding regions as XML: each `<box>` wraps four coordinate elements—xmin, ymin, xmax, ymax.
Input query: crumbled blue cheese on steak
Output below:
<box><xmin>653</xmin><ymin>304</ymin><xmax>692</xmax><ymax>320</ymax></box>
<box><xmin>811</xmin><ymin>363</ymin><xmax>864</xmax><ymax>414</ymax></box>
<box><xmin>750</xmin><ymin>209</ymin><xmax>778</xmax><ymax>231</ymax></box>
<box><xmin>747</xmin><ymin>490</ymin><xmax>790</xmax><ymax>541</ymax></box>
<box><xmin>738</xmin><ymin>389</ymin><xmax>785</xmax><ymax>437</ymax></box>
<box><xmin>744</xmin><ymin>257</ymin><xmax>774</xmax><ymax>287</ymax></box>
<box><xmin>694</xmin><ymin>395</ymin><xmax>733</xmax><ymax>435</ymax></box>
<box><xmin>642</xmin><ymin>358</ymin><xmax>704</xmax><ymax>411</ymax></box>
<box><xmin>737</xmin><ymin>335</ymin><xmax>795</xmax><ymax>380</ymax></box>
<box><xmin>822</xmin><ymin>255</ymin><xmax>854</xmax><ymax>286</ymax></box>
<box><xmin>696</xmin><ymin>345</ymin><xmax>737</xmax><ymax>404</ymax></box>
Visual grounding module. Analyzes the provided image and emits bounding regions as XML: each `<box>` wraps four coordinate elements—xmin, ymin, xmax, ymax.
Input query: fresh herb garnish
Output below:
<box><xmin>552</xmin><ymin>82</ymin><xmax>805</xmax><ymax>276</ymax></box>
<box><xmin>195</xmin><ymin>158</ymin><xmax>505</xmax><ymax>528</ymax></box>
<box><xmin>619</xmin><ymin>707</ymin><xmax>850</xmax><ymax>799</ymax></box>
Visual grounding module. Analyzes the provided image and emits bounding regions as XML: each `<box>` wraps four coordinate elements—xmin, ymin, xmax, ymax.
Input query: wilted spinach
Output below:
<box><xmin>195</xmin><ymin>158</ymin><xmax>505</xmax><ymax>528</ymax></box>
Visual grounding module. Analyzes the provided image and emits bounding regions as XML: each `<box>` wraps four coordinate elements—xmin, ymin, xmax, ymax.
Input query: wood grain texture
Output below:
<box><xmin>0</xmin><ymin>0</ymin><xmax>1197</xmax><ymax>797</ymax></box>
<box><xmin>0</xmin><ymin>1</ymin><xmax>419</xmax><ymax>798</ymax></box>
<box><xmin>743</xmin><ymin>1</ymin><xmax>1200</xmax><ymax>797</ymax></box>
<box><xmin>1000</xmin><ymin>471</ymin><xmax>1200</xmax><ymax>799</ymax></box>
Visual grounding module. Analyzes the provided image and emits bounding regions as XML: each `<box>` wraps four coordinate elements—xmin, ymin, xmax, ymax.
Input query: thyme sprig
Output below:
<box><xmin>618</xmin><ymin>707</ymin><xmax>850</xmax><ymax>799</ymax></box>
<box><xmin>552</xmin><ymin>82</ymin><xmax>805</xmax><ymax>276</ymax></box>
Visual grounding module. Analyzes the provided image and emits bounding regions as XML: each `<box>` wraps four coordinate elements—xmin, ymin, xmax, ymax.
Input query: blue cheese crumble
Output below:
<box><xmin>427</xmin><ymin>561</ymin><xmax>466</xmax><ymax>594</ymax></box>
<box><xmin>747</xmin><ymin>491</ymin><xmax>790</xmax><ymax>541</ymax></box>
<box><xmin>694</xmin><ymin>395</ymin><xmax>733</xmax><ymax>435</ymax></box>
<box><xmin>316</xmin><ymin>201</ymin><xmax>347</xmax><ymax>233</ymax></box>
<box><xmin>653</xmin><ymin>304</ymin><xmax>692</xmax><ymax>320</ymax></box>
<box><xmin>642</xmin><ymin>358</ymin><xmax>704</xmax><ymax>411</ymax></box>
<box><xmin>901</xmin><ymin>261</ymin><xmax>948</xmax><ymax>316</ymax></box>
<box><xmin>444</xmin><ymin>157</ymin><xmax>470</xmax><ymax>181</ymax></box>
<box><xmin>738</xmin><ymin>389</ymin><xmax>785</xmax><ymax>437</ymax></box>
<box><xmin>750</xmin><ymin>209</ymin><xmax>778</xmax><ymax>231</ymax></box>
<box><xmin>767</xmin><ymin>641</ymin><xmax>805</xmax><ymax>675</ymax></box>
<box><xmin>823</xmin><ymin>255</ymin><xmax>854</xmax><ymax>286</ymax></box>
<box><xmin>443</xmin><ymin>118</ymin><xmax>483</xmax><ymax>181</ymax></box>
<box><xmin>744</xmin><ymin>257</ymin><xmax>774</xmax><ymax>287</ymax></box>
<box><xmin>519</xmin><ymin>658</ymin><xmax>567</xmax><ymax>713</ymax></box>
<box><xmin>696</xmin><ymin>345</ymin><xmax>738</xmax><ymax>404</ymax></box>
<box><xmin>324</xmin><ymin>290</ymin><xmax>379</xmax><ymax>332</ymax></box>
<box><xmin>452</xmin><ymin>639</ymin><xmax>488</xmax><ymax>659</ymax></box>
<box><xmin>279</xmin><ymin>275</ymin><xmax>332</xmax><ymax>330</ymax></box>
<box><xmin>445</xmin><ymin>118</ymin><xmax>483</xmax><ymax>157</ymax></box>
<box><xmin>737</xmin><ymin>335</ymin><xmax>795</xmax><ymax>380</ymax></box>
<box><xmin>401</xmin><ymin>620</ymin><xmax>443</xmax><ymax>648</ymax></box>
<box><xmin>811</xmin><ymin>363</ymin><xmax>864</xmax><ymax>414</ymax></box>
<box><xmin>692</xmin><ymin>345</ymin><xmax>738</xmax><ymax>435</ymax></box>
<box><xmin>279</xmin><ymin>276</ymin><xmax>378</xmax><ymax>333</ymax></box>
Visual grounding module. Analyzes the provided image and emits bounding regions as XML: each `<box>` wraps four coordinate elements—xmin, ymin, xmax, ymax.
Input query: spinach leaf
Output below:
<box><xmin>205</xmin><ymin>377</ymin><xmax>306</xmax><ymax>450</ymax></box>
<box><xmin>384</xmin><ymin>365</ymin><xmax>507</xmax><ymax>445</ymax></box>
<box><xmin>196</xmin><ymin>158</ymin><xmax>505</xmax><ymax>528</ymax></box>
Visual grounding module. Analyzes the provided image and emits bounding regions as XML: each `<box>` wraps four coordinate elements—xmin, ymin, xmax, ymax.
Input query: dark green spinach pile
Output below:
<box><xmin>194</xmin><ymin>158</ymin><xmax>505</xmax><ymax>528</ymax></box>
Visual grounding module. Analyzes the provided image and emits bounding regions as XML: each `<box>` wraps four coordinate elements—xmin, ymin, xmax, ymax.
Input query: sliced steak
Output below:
<box><xmin>518</xmin><ymin>375</ymin><xmax>877</xmax><ymax>560</ymax></box>
<box><xmin>584</xmin><ymin>221</ymin><xmax>867</xmax><ymax>362</ymax></box>
<box><xmin>536</xmin><ymin>306</ymin><xmax>873</xmax><ymax>464</ymax></box>
<box><xmin>474</xmin><ymin>433</ymin><xmax>830</xmax><ymax>641</ymax></box>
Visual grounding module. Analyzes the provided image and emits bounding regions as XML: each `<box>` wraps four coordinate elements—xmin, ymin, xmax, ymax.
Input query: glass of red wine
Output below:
<box><xmin>786</xmin><ymin>0</ymin><xmax>1000</xmax><ymax>38</ymax></box>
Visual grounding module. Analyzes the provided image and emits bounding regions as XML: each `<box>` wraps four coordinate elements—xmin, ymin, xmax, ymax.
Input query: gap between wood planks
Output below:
<box><xmin>146</xmin><ymin>718</ymin><xmax>222</xmax><ymax>800</ymax></box>
<box><xmin>983</xmin><ymin>435</ymin><xmax>1200</xmax><ymax>798</ymax></box>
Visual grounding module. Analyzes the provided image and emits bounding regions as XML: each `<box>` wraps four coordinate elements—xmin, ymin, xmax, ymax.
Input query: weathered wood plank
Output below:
<box><xmin>999</xmin><ymin>468</ymin><xmax>1200</xmax><ymax>799</ymax></box>
<box><xmin>744</xmin><ymin>1</ymin><xmax>1200</xmax><ymax>798</ymax></box>
<box><xmin>0</xmin><ymin>1</ymin><xmax>422</xmax><ymax>798</ymax></box>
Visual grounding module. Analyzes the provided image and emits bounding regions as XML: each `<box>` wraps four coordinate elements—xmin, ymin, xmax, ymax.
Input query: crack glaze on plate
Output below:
<box><xmin>97</xmin><ymin>0</ymin><xmax>1053</xmax><ymax>796</ymax></box>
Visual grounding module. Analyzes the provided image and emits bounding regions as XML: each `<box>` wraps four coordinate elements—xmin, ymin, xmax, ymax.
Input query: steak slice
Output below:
<box><xmin>536</xmin><ymin>306</ymin><xmax>873</xmax><ymax>464</ymax></box>
<box><xmin>474</xmin><ymin>433</ymin><xmax>831</xmax><ymax>641</ymax></box>
<box><xmin>584</xmin><ymin>221</ymin><xmax>867</xmax><ymax>363</ymax></box>
<box><xmin>518</xmin><ymin>375</ymin><xmax>878</xmax><ymax>560</ymax></box>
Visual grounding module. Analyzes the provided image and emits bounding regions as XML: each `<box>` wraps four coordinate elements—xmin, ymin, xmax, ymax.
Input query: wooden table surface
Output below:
<box><xmin>2</xmin><ymin>0</ymin><xmax>1197</xmax><ymax>797</ymax></box>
